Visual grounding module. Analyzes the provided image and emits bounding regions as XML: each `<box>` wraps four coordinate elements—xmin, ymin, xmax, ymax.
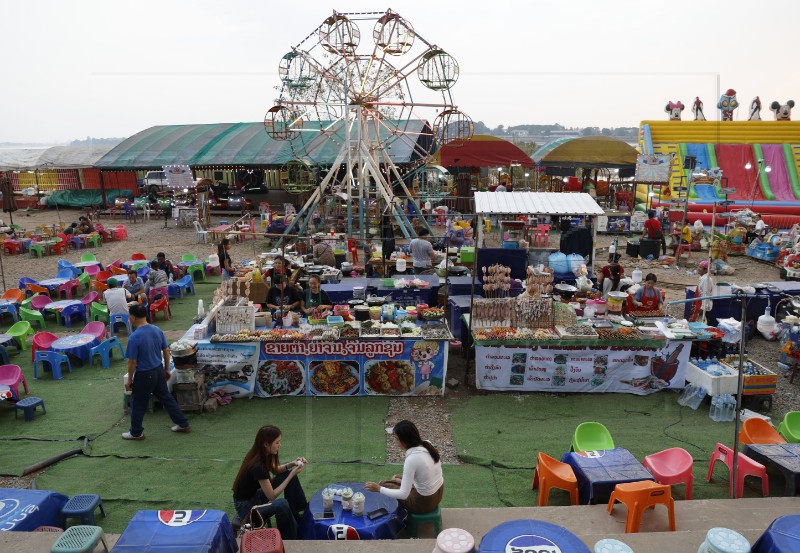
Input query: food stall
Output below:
<box><xmin>177</xmin><ymin>276</ymin><xmax>452</xmax><ymax>399</ymax></box>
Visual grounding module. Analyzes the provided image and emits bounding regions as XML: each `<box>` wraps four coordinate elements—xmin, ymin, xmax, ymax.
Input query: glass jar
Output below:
<box><xmin>352</xmin><ymin>492</ymin><xmax>365</xmax><ymax>516</ymax></box>
<box><xmin>341</xmin><ymin>487</ymin><xmax>353</xmax><ymax>511</ymax></box>
<box><xmin>321</xmin><ymin>488</ymin><xmax>334</xmax><ymax>511</ymax></box>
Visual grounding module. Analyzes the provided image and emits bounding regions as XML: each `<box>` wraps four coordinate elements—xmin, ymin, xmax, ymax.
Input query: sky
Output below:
<box><xmin>3</xmin><ymin>0</ymin><xmax>799</xmax><ymax>143</ymax></box>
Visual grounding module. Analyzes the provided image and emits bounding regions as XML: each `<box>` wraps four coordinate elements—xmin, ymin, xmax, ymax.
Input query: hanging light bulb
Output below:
<box><xmin>765</xmin><ymin>165</ymin><xmax>772</xmax><ymax>173</ymax></box>
<box><xmin>744</xmin><ymin>162</ymin><xmax>752</xmax><ymax>170</ymax></box>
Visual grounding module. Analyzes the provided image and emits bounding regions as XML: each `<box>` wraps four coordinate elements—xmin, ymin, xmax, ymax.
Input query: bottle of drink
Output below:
<box><xmin>725</xmin><ymin>395</ymin><xmax>736</xmax><ymax>421</ymax></box>
<box><xmin>678</xmin><ymin>384</ymin><xmax>694</xmax><ymax>406</ymax></box>
<box><xmin>709</xmin><ymin>396</ymin><xmax>719</xmax><ymax>421</ymax></box>
<box><xmin>689</xmin><ymin>386</ymin><xmax>707</xmax><ymax>410</ymax></box>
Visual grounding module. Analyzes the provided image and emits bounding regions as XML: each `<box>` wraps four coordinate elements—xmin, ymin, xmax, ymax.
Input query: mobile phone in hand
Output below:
<box><xmin>366</xmin><ymin>507</ymin><xmax>388</xmax><ymax>520</ymax></box>
<box><xmin>314</xmin><ymin>511</ymin><xmax>335</xmax><ymax>520</ymax></box>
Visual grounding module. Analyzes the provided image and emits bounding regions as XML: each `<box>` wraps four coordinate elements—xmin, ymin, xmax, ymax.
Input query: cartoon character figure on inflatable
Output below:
<box><xmin>749</xmin><ymin>96</ymin><xmax>762</xmax><ymax>121</ymax></box>
<box><xmin>444</xmin><ymin>220</ymin><xmax>474</xmax><ymax>248</ymax></box>
<box><xmin>717</xmin><ymin>89</ymin><xmax>739</xmax><ymax>121</ymax></box>
<box><xmin>692</xmin><ymin>97</ymin><xmax>706</xmax><ymax>121</ymax></box>
<box><xmin>665</xmin><ymin>100</ymin><xmax>685</xmax><ymax>121</ymax></box>
<box><xmin>771</xmin><ymin>100</ymin><xmax>795</xmax><ymax>121</ymax></box>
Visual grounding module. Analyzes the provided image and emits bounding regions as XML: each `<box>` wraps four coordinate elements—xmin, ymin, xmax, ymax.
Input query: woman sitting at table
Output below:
<box><xmin>145</xmin><ymin>261</ymin><xmax>169</xmax><ymax>295</ymax></box>
<box><xmin>63</xmin><ymin>222</ymin><xmax>78</xmax><ymax>236</ymax></box>
<box><xmin>232</xmin><ymin>424</ymin><xmax>308</xmax><ymax>538</ymax></box>
<box><xmin>300</xmin><ymin>275</ymin><xmax>332</xmax><ymax>315</ymax></box>
<box><xmin>365</xmin><ymin>420</ymin><xmax>444</xmax><ymax>514</ymax></box>
<box><xmin>632</xmin><ymin>272</ymin><xmax>664</xmax><ymax>311</ymax></box>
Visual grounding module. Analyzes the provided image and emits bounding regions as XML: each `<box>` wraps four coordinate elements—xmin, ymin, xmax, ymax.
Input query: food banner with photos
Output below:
<box><xmin>251</xmin><ymin>339</ymin><xmax>448</xmax><ymax>397</ymax></box>
<box><xmin>195</xmin><ymin>342</ymin><xmax>259</xmax><ymax>399</ymax></box>
<box><xmin>475</xmin><ymin>341</ymin><xmax>690</xmax><ymax>395</ymax></box>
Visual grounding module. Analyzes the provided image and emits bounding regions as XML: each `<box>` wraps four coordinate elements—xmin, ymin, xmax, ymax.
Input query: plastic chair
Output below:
<box><xmin>57</xmin><ymin>260</ymin><xmax>81</xmax><ymax>278</ymax></box>
<box><xmin>19</xmin><ymin>276</ymin><xmax>38</xmax><ymax>292</ymax></box>
<box><xmin>82</xmin><ymin>321</ymin><xmax>109</xmax><ymax>341</ymax></box>
<box><xmin>571</xmin><ymin>422</ymin><xmax>615</xmax><ymax>452</ymax></box>
<box><xmin>19</xmin><ymin>306</ymin><xmax>46</xmax><ymax>329</ymax></box>
<box><xmin>69</xmin><ymin>235</ymin><xmax>86</xmax><ymax>250</ymax></box>
<box><xmin>137</xmin><ymin>265</ymin><xmax>150</xmax><ymax>279</ymax></box>
<box><xmin>51</xmin><ymin>525</ymin><xmax>109</xmax><ymax>553</ymax></box>
<box><xmin>0</xmin><ymin>303</ymin><xmax>18</xmax><ymax>324</ymax></box>
<box><xmin>28</xmin><ymin>242</ymin><xmax>47</xmax><ymax>258</ymax></box>
<box><xmin>91</xmin><ymin>280</ymin><xmax>109</xmax><ymax>294</ymax></box>
<box><xmin>776</xmin><ymin>411</ymin><xmax>800</xmax><ymax>443</ymax></box>
<box><xmin>535</xmin><ymin>224</ymin><xmax>551</xmax><ymax>247</ymax></box>
<box><xmin>33</xmin><ymin>350</ymin><xmax>72</xmax><ymax>380</ymax></box>
<box><xmin>532</xmin><ymin>452</ymin><xmax>579</xmax><ymax>506</ymax></box>
<box><xmin>108</xmin><ymin>258</ymin><xmax>122</xmax><ymax>268</ymax></box>
<box><xmin>30</xmin><ymin>294</ymin><xmax>52</xmax><ymax>312</ymax></box>
<box><xmin>205</xmin><ymin>254</ymin><xmax>220</xmax><ymax>275</ymax></box>
<box><xmin>642</xmin><ymin>447</ymin><xmax>695</xmax><ymax>500</ymax></box>
<box><xmin>85</xmin><ymin>233</ymin><xmax>102</xmax><ymax>248</ymax></box>
<box><xmin>739</xmin><ymin>418</ymin><xmax>787</xmax><ymax>445</ymax></box>
<box><xmin>81</xmin><ymin>253</ymin><xmax>97</xmax><ymax>262</ymax></box>
<box><xmin>26</xmin><ymin>283</ymin><xmax>51</xmax><ymax>298</ymax></box>
<box><xmin>32</xmin><ymin>331</ymin><xmax>59</xmax><ymax>361</ymax></box>
<box><xmin>56</xmin><ymin>268</ymin><xmax>75</xmax><ymax>280</ymax></box>
<box><xmin>0</xmin><ymin>345</ymin><xmax>10</xmax><ymax>366</ymax></box>
<box><xmin>149</xmin><ymin>287</ymin><xmax>169</xmax><ymax>303</ymax></box>
<box><xmin>1</xmin><ymin>289</ymin><xmax>25</xmax><ymax>303</ymax></box>
<box><xmin>6</xmin><ymin>321</ymin><xmax>34</xmax><ymax>351</ymax></box>
<box><xmin>674</xmin><ymin>243</ymin><xmax>691</xmax><ymax>266</ymax></box>
<box><xmin>14</xmin><ymin>396</ymin><xmax>45</xmax><ymax>421</ymax></box>
<box><xmin>131</xmin><ymin>252</ymin><xmax>147</xmax><ymax>261</ymax></box>
<box><xmin>62</xmin><ymin>493</ymin><xmax>106</xmax><ymax>526</ymax></box>
<box><xmin>56</xmin><ymin>279</ymin><xmax>80</xmax><ymax>300</ymax></box>
<box><xmin>193</xmin><ymin>220</ymin><xmax>209</xmax><ymax>243</ymax></box>
<box><xmin>80</xmin><ymin>291</ymin><xmax>99</xmax><ymax>306</ymax></box>
<box><xmin>706</xmin><ymin>442</ymin><xmax>769</xmax><ymax>498</ymax></box>
<box><xmin>406</xmin><ymin>506</ymin><xmax>442</xmax><ymax>538</ymax></box>
<box><xmin>181</xmin><ymin>253</ymin><xmax>197</xmax><ymax>262</ymax></box>
<box><xmin>113</xmin><ymin>225</ymin><xmax>128</xmax><ymax>240</ymax></box>
<box><xmin>0</xmin><ymin>364</ymin><xmax>28</xmax><ymax>399</ymax></box>
<box><xmin>109</xmin><ymin>312</ymin><xmax>132</xmax><ymax>335</ymax></box>
<box><xmin>84</xmin><ymin>263</ymin><xmax>100</xmax><ymax>277</ymax></box>
<box><xmin>3</xmin><ymin>240</ymin><xmax>20</xmax><ymax>255</ymax></box>
<box><xmin>77</xmin><ymin>271</ymin><xmax>91</xmax><ymax>291</ymax></box>
<box><xmin>175</xmin><ymin>275</ymin><xmax>195</xmax><ymax>296</ymax></box>
<box><xmin>60</xmin><ymin>303</ymin><xmax>87</xmax><ymax>327</ymax></box>
<box><xmin>607</xmin><ymin>480</ymin><xmax>676</xmax><ymax>533</ymax></box>
<box><xmin>188</xmin><ymin>262</ymin><xmax>205</xmax><ymax>281</ymax></box>
<box><xmin>95</xmin><ymin>270</ymin><xmax>113</xmax><ymax>283</ymax></box>
<box><xmin>50</xmin><ymin>237</ymin><xmax>69</xmax><ymax>256</ymax></box>
<box><xmin>89</xmin><ymin>337</ymin><xmax>125</xmax><ymax>369</ymax></box>
<box><xmin>91</xmin><ymin>302</ymin><xmax>110</xmax><ymax>323</ymax></box>
<box><xmin>150</xmin><ymin>296</ymin><xmax>171</xmax><ymax>321</ymax></box>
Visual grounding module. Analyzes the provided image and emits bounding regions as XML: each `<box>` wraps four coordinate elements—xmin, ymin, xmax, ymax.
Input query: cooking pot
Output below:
<box><xmin>448</xmin><ymin>265</ymin><xmax>469</xmax><ymax>275</ymax></box>
<box><xmin>554</xmin><ymin>283</ymin><xmax>577</xmax><ymax>300</ymax></box>
<box><xmin>354</xmin><ymin>305</ymin><xmax>371</xmax><ymax>322</ymax></box>
<box><xmin>306</xmin><ymin>265</ymin><xmax>325</xmax><ymax>274</ymax></box>
<box><xmin>366</xmin><ymin>295</ymin><xmax>388</xmax><ymax>307</ymax></box>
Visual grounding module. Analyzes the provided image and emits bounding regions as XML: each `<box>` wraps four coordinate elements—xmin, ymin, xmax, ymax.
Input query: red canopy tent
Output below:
<box><xmin>436</xmin><ymin>135</ymin><xmax>534</xmax><ymax>168</ymax></box>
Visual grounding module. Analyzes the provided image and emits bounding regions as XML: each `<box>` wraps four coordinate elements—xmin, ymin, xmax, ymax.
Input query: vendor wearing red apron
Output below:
<box><xmin>632</xmin><ymin>273</ymin><xmax>664</xmax><ymax>311</ymax></box>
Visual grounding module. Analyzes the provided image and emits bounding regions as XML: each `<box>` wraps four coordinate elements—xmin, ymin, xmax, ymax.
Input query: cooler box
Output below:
<box><xmin>685</xmin><ymin>362</ymin><xmax>739</xmax><ymax>396</ymax></box>
<box><xmin>459</xmin><ymin>247</ymin><xmax>475</xmax><ymax>263</ymax></box>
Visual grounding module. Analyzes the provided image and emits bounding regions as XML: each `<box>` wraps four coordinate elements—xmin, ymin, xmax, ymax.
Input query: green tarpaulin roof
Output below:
<box><xmin>95</xmin><ymin>121</ymin><xmax>430</xmax><ymax>169</ymax></box>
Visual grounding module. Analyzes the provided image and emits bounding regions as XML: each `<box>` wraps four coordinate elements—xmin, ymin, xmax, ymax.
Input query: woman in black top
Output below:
<box><xmin>218</xmin><ymin>238</ymin><xmax>233</xmax><ymax>280</ymax></box>
<box><xmin>300</xmin><ymin>275</ymin><xmax>332</xmax><ymax>314</ymax></box>
<box><xmin>232</xmin><ymin>425</ymin><xmax>308</xmax><ymax>538</ymax></box>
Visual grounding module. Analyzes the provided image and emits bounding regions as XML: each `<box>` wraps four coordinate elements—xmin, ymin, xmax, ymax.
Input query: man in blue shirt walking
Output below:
<box><xmin>122</xmin><ymin>304</ymin><xmax>190</xmax><ymax>440</ymax></box>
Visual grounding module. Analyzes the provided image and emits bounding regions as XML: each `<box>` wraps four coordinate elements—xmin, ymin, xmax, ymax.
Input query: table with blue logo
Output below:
<box><xmin>301</xmin><ymin>481</ymin><xmax>404</xmax><ymax>540</ymax></box>
<box><xmin>0</xmin><ymin>488</ymin><xmax>68</xmax><ymax>531</ymax></box>
<box><xmin>51</xmin><ymin>333</ymin><xmax>100</xmax><ymax>364</ymax></box>
<box><xmin>753</xmin><ymin>514</ymin><xmax>800</xmax><ymax>553</ymax></box>
<box><xmin>561</xmin><ymin>448</ymin><xmax>654</xmax><ymax>505</ymax></box>
<box><xmin>744</xmin><ymin>443</ymin><xmax>800</xmax><ymax>496</ymax></box>
<box><xmin>477</xmin><ymin>519</ymin><xmax>590</xmax><ymax>553</ymax></box>
<box><xmin>111</xmin><ymin>509</ymin><xmax>237</xmax><ymax>553</ymax></box>
<box><xmin>38</xmin><ymin>278</ymin><xmax>69</xmax><ymax>292</ymax></box>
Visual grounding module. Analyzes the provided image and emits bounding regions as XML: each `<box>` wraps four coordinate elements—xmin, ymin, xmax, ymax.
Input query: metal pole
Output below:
<box><xmin>730</xmin><ymin>293</ymin><xmax>747</xmax><ymax>498</ymax></box>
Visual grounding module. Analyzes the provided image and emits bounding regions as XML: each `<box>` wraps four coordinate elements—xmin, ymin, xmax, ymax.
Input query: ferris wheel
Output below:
<box><xmin>265</xmin><ymin>9</ymin><xmax>473</xmax><ymax>239</ymax></box>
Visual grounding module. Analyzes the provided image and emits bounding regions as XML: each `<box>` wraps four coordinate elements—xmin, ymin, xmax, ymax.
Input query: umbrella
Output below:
<box><xmin>0</xmin><ymin>177</ymin><xmax>18</xmax><ymax>226</ymax></box>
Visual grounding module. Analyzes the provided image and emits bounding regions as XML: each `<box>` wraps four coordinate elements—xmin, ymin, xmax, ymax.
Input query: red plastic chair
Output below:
<box><xmin>82</xmin><ymin>321</ymin><xmax>109</xmax><ymax>341</ymax></box>
<box><xmin>113</xmin><ymin>226</ymin><xmax>128</xmax><ymax>240</ymax></box>
<box><xmin>0</xmin><ymin>364</ymin><xmax>29</xmax><ymax>398</ymax></box>
<box><xmin>3</xmin><ymin>240</ymin><xmax>20</xmax><ymax>255</ymax></box>
<box><xmin>706</xmin><ymin>442</ymin><xmax>769</xmax><ymax>498</ymax></box>
<box><xmin>642</xmin><ymin>447</ymin><xmax>694</xmax><ymax>500</ymax></box>
<box><xmin>50</xmin><ymin>237</ymin><xmax>69</xmax><ymax>255</ymax></box>
<box><xmin>32</xmin><ymin>331</ymin><xmax>59</xmax><ymax>361</ymax></box>
<box><xmin>347</xmin><ymin>238</ymin><xmax>359</xmax><ymax>263</ymax></box>
<box><xmin>131</xmin><ymin>253</ymin><xmax>147</xmax><ymax>261</ymax></box>
<box><xmin>95</xmin><ymin>270</ymin><xmax>113</xmax><ymax>283</ymax></box>
<box><xmin>535</xmin><ymin>224</ymin><xmax>551</xmax><ymax>247</ymax></box>
<box><xmin>149</xmin><ymin>287</ymin><xmax>169</xmax><ymax>303</ymax></box>
<box><xmin>149</xmin><ymin>296</ymin><xmax>171</xmax><ymax>321</ymax></box>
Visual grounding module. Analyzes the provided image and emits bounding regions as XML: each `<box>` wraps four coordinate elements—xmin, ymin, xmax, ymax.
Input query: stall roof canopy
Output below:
<box><xmin>531</xmin><ymin>135</ymin><xmax>638</xmax><ymax>169</ymax></box>
<box><xmin>474</xmin><ymin>191</ymin><xmax>604</xmax><ymax>216</ymax></box>
<box><xmin>0</xmin><ymin>146</ymin><xmax>114</xmax><ymax>171</ymax></box>
<box><xmin>436</xmin><ymin>135</ymin><xmax>534</xmax><ymax>168</ymax></box>
<box><xmin>95</xmin><ymin>121</ymin><xmax>429</xmax><ymax>169</ymax></box>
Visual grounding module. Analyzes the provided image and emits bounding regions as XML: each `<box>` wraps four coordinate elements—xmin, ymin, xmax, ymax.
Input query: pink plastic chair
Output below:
<box><xmin>642</xmin><ymin>447</ymin><xmax>694</xmax><ymax>500</ymax></box>
<box><xmin>32</xmin><ymin>331</ymin><xmax>59</xmax><ymax>361</ymax></box>
<box><xmin>149</xmin><ymin>287</ymin><xmax>169</xmax><ymax>303</ymax></box>
<box><xmin>81</xmin><ymin>321</ymin><xmax>109</xmax><ymax>341</ymax></box>
<box><xmin>706</xmin><ymin>442</ymin><xmax>769</xmax><ymax>498</ymax></box>
<box><xmin>80</xmin><ymin>291</ymin><xmax>99</xmax><ymax>306</ymax></box>
<box><xmin>30</xmin><ymin>295</ymin><xmax>52</xmax><ymax>312</ymax></box>
<box><xmin>84</xmin><ymin>264</ymin><xmax>100</xmax><ymax>278</ymax></box>
<box><xmin>0</xmin><ymin>364</ymin><xmax>28</xmax><ymax>399</ymax></box>
<box><xmin>108</xmin><ymin>258</ymin><xmax>123</xmax><ymax>268</ymax></box>
<box><xmin>56</xmin><ymin>279</ymin><xmax>80</xmax><ymax>300</ymax></box>
<box><xmin>535</xmin><ymin>224</ymin><xmax>551</xmax><ymax>247</ymax></box>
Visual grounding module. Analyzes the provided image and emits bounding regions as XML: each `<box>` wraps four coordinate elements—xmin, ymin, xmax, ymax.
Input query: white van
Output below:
<box><xmin>142</xmin><ymin>171</ymin><xmax>169</xmax><ymax>193</ymax></box>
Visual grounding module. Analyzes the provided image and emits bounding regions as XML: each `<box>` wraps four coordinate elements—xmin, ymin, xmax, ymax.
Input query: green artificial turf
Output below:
<box><xmin>0</xmin><ymin>439</ymin><xmax>85</xmax><ymax>476</ymax></box>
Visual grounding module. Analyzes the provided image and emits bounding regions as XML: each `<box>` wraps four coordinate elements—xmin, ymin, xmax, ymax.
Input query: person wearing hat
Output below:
<box><xmin>311</xmin><ymin>234</ymin><xmax>336</xmax><ymax>267</ymax></box>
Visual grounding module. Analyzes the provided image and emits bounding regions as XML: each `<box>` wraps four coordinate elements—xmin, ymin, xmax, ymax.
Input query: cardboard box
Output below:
<box><xmin>247</xmin><ymin>282</ymin><xmax>268</xmax><ymax>304</ymax></box>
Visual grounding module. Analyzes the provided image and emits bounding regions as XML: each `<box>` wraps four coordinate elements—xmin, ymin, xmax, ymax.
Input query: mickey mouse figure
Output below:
<box><xmin>771</xmin><ymin>100</ymin><xmax>795</xmax><ymax>121</ymax></box>
<box><xmin>665</xmin><ymin>101</ymin><xmax>685</xmax><ymax>121</ymax></box>
<box><xmin>717</xmin><ymin>89</ymin><xmax>739</xmax><ymax>121</ymax></box>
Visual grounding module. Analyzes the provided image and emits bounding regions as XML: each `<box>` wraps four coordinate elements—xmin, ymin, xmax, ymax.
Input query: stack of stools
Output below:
<box><xmin>61</xmin><ymin>494</ymin><xmax>106</xmax><ymax>527</ymax></box>
<box><xmin>50</xmin><ymin>525</ymin><xmax>108</xmax><ymax>553</ymax></box>
<box><xmin>241</xmin><ymin>528</ymin><xmax>284</xmax><ymax>553</ymax></box>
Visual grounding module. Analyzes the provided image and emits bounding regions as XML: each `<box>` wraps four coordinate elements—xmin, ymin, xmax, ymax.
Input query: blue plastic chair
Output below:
<box><xmin>109</xmin><ymin>313</ymin><xmax>132</xmax><ymax>335</ymax></box>
<box><xmin>56</xmin><ymin>268</ymin><xmax>75</xmax><ymax>280</ymax></box>
<box><xmin>175</xmin><ymin>275</ymin><xmax>195</xmax><ymax>296</ymax></box>
<box><xmin>18</xmin><ymin>277</ymin><xmax>38</xmax><ymax>293</ymax></box>
<box><xmin>89</xmin><ymin>336</ymin><xmax>125</xmax><ymax>369</ymax></box>
<box><xmin>33</xmin><ymin>350</ymin><xmax>72</xmax><ymax>380</ymax></box>
<box><xmin>0</xmin><ymin>303</ymin><xmax>19</xmax><ymax>323</ymax></box>
<box><xmin>137</xmin><ymin>266</ymin><xmax>150</xmax><ymax>279</ymax></box>
<box><xmin>0</xmin><ymin>345</ymin><xmax>9</xmax><ymax>365</ymax></box>
<box><xmin>60</xmin><ymin>303</ymin><xmax>87</xmax><ymax>327</ymax></box>
<box><xmin>57</xmin><ymin>260</ymin><xmax>82</xmax><ymax>277</ymax></box>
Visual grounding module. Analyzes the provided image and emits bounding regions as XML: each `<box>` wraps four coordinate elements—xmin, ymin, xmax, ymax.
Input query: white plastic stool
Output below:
<box><xmin>595</xmin><ymin>538</ymin><xmax>634</xmax><ymax>553</ymax></box>
<box><xmin>433</xmin><ymin>528</ymin><xmax>475</xmax><ymax>553</ymax></box>
<box><xmin>698</xmin><ymin>528</ymin><xmax>750</xmax><ymax>553</ymax></box>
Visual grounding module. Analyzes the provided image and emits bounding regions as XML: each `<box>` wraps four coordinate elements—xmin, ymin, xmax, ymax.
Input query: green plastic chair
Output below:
<box><xmin>20</xmin><ymin>294</ymin><xmax>38</xmax><ymax>310</ymax></box>
<box><xmin>77</xmin><ymin>271</ymin><xmax>91</xmax><ymax>291</ymax></box>
<box><xmin>778</xmin><ymin>411</ymin><xmax>800</xmax><ymax>443</ymax></box>
<box><xmin>90</xmin><ymin>302</ymin><xmax>109</xmax><ymax>323</ymax></box>
<box><xmin>28</xmin><ymin>243</ymin><xmax>47</xmax><ymax>258</ymax></box>
<box><xmin>571</xmin><ymin>422</ymin><xmax>615</xmax><ymax>452</ymax></box>
<box><xmin>189</xmin><ymin>262</ymin><xmax>205</xmax><ymax>281</ymax></box>
<box><xmin>7</xmin><ymin>320</ymin><xmax>34</xmax><ymax>351</ymax></box>
<box><xmin>81</xmin><ymin>253</ymin><xmax>97</xmax><ymax>262</ymax></box>
<box><xmin>181</xmin><ymin>254</ymin><xmax>197</xmax><ymax>262</ymax></box>
<box><xmin>19</xmin><ymin>307</ymin><xmax>46</xmax><ymax>329</ymax></box>
<box><xmin>85</xmin><ymin>234</ymin><xmax>102</xmax><ymax>248</ymax></box>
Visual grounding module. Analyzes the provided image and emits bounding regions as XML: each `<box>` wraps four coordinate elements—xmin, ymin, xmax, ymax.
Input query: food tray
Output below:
<box><xmin>555</xmin><ymin>325</ymin><xmax>599</xmax><ymax>339</ymax></box>
<box><xmin>422</xmin><ymin>323</ymin><xmax>454</xmax><ymax>341</ymax></box>
<box><xmin>596</xmin><ymin>327</ymin><xmax>643</xmax><ymax>340</ymax></box>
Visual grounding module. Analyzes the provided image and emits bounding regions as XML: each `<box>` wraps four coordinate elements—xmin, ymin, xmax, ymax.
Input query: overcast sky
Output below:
<box><xmin>3</xmin><ymin>0</ymin><xmax>798</xmax><ymax>143</ymax></box>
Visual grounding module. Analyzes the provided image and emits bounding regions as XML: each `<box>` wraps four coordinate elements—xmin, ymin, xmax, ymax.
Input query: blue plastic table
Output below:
<box><xmin>38</xmin><ymin>278</ymin><xmax>69</xmax><ymax>291</ymax></box>
<box><xmin>477</xmin><ymin>519</ymin><xmax>590</xmax><ymax>553</ymax></box>
<box><xmin>753</xmin><ymin>514</ymin><xmax>800</xmax><ymax>553</ymax></box>
<box><xmin>300</xmin><ymin>481</ymin><xmax>404</xmax><ymax>540</ymax></box>
<box><xmin>51</xmin><ymin>333</ymin><xmax>99</xmax><ymax>363</ymax></box>
<box><xmin>745</xmin><ymin>443</ymin><xmax>800</xmax><ymax>496</ymax></box>
<box><xmin>112</xmin><ymin>510</ymin><xmax>237</xmax><ymax>553</ymax></box>
<box><xmin>73</xmin><ymin>260</ymin><xmax>102</xmax><ymax>271</ymax></box>
<box><xmin>44</xmin><ymin>299</ymin><xmax>83</xmax><ymax>312</ymax></box>
<box><xmin>561</xmin><ymin>448</ymin><xmax>654</xmax><ymax>505</ymax></box>
<box><xmin>0</xmin><ymin>488</ymin><xmax>68</xmax><ymax>531</ymax></box>
<box><xmin>321</xmin><ymin>278</ymin><xmax>372</xmax><ymax>304</ymax></box>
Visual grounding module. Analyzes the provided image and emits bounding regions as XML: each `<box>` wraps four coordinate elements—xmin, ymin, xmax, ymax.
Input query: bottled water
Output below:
<box><xmin>709</xmin><ymin>396</ymin><xmax>719</xmax><ymax>421</ymax></box>
<box><xmin>687</xmin><ymin>386</ymin><xmax>707</xmax><ymax>410</ymax></box>
<box><xmin>723</xmin><ymin>395</ymin><xmax>736</xmax><ymax>421</ymax></box>
<box><xmin>678</xmin><ymin>384</ymin><xmax>695</xmax><ymax>406</ymax></box>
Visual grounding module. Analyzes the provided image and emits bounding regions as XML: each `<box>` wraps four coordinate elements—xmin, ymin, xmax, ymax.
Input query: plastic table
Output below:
<box><xmin>0</xmin><ymin>333</ymin><xmax>16</xmax><ymax>348</ymax></box>
<box><xmin>0</xmin><ymin>488</ymin><xmax>68</xmax><ymax>531</ymax></box>
<box><xmin>753</xmin><ymin>514</ymin><xmax>800</xmax><ymax>553</ymax></box>
<box><xmin>122</xmin><ymin>260</ymin><xmax>149</xmax><ymax>270</ymax></box>
<box><xmin>112</xmin><ymin>510</ymin><xmax>237</xmax><ymax>553</ymax></box>
<box><xmin>321</xmin><ymin>278</ymin><xmax>372</xmax><ymax>304</ymax></box>
<box><xmin>44</xmin><ymin>299</ymin><xmax>83</xmax><ymax>313</ymax></box>
<box><xmin>300</xmin><ymin>481</ymin><xmax>404</xmax><ymax>540</ymax></box>
<box><xmin>561</xmin><ymin>448</ymin><xmax>654</xmax><ymax>505</ymax></box>
<box><xmin>73</xmin><ymin>260</ymin><xmax>102</xmax><ymax>270</ymax></box>
<box><xmin>477</xmin><ymin>519</ymin><xmax>590</xmax><ymax>553</ymax></box>
<box><xmin>51</xmin><ymin>333</ymin><xmax>100</xmax><ymax>363</ymax></box>
<box><xmin>39</xmin><ymin>278</ymin><xmax>69</xmax><ymax>291</ymax></box>
<box><xmin>744</xmin><ymin>443</ymin><xmax>800</xmax><ymax>496</ymax></box>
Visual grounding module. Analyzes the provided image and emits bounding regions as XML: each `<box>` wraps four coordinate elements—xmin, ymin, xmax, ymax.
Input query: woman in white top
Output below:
<box><xmin>365</xmin><ymin>420</ymin><xmax>444</xmax><ymax>513</ymax></box>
